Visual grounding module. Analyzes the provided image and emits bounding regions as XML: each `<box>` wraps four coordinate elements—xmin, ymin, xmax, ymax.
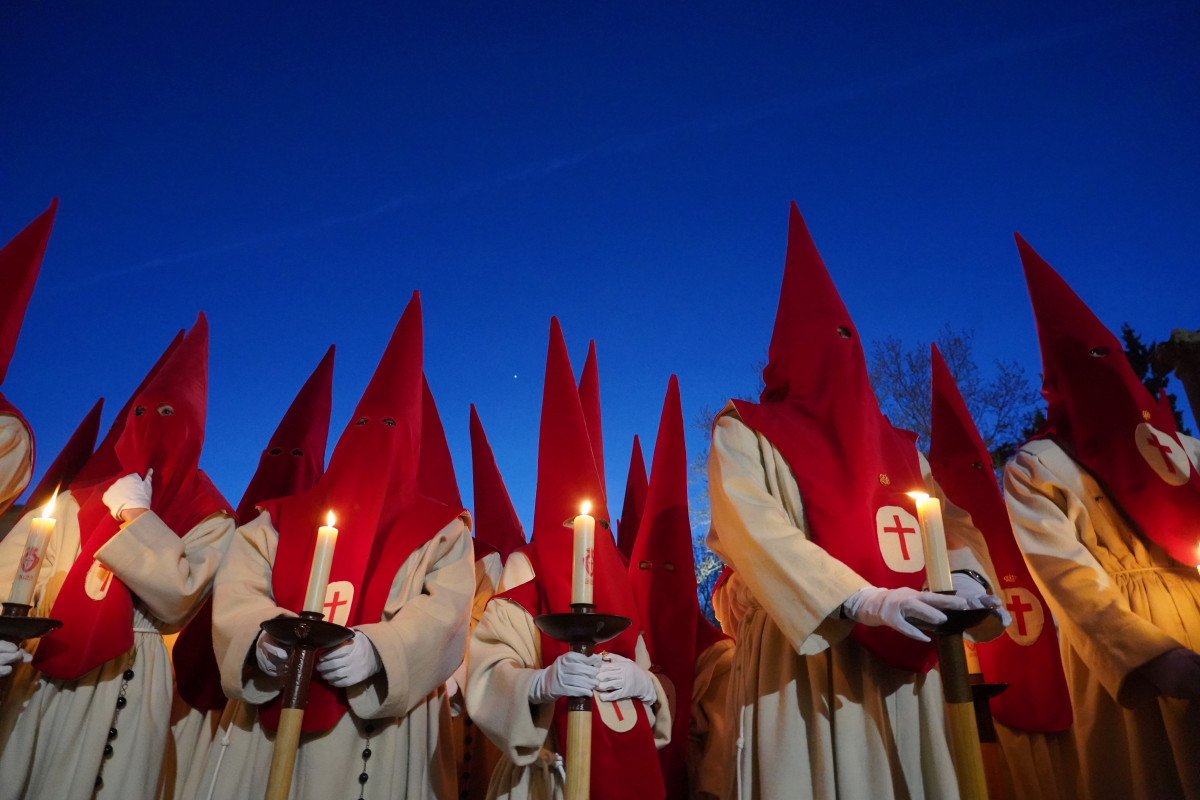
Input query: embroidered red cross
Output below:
<box><xmin>1006</xmin><ymin>594</ymin><xmax>1034</xmax><ymax>637</ymax></box>
<box><xmin>1145</xmin><ymin>432</ymin><xmax>1177</xmax><ymax>474</ymax></box>
<box><xmin>882</xmin><ymin>515</ymin><xmax>916</xmax><ymax>560</ymax></box>
<box><xmin>323</xmin><ymin>590</ymin><xmax>349</xmax><ymax>620</ymax></box>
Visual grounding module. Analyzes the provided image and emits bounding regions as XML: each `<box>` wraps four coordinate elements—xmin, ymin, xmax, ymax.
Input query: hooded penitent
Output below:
<box><xmin>260</xmin><ymin>292</ymin><xmax>463</xmax><ymax>733</ymax></box>
<box><xmin>617</xmin><ymin>435</ymin><xmax>648</xmax><ymax>561</ymax></box>
<box><xmin>499</xmin><ymin>318</ymin><xmax>665</xmax><ymax>800</ymax></box>
<box><xmin>36</xmin><ymin>314</ymin><xmax>231</xmax><ymax>679</ymax></box>
<box><xmin>1017</xmin><ymin>234</ymin><xmax>1200</xmax><ymax>566</ymax></box>
<box><xmin>0</xmin><ymin>199</ymin><xmax>58</xmax><ymax>511</ymax></box>
<box><xmin>174</xmin><ymin>345</ymin><xmax>335</xmax><ymax>712</ymax></box>
<box><xmin>928</xmin><ymin>344</ymin><xmax>1071</xmax><ymax>732</ymax></box>
<box><xmin>629</xmin><ymin>376</ymin><xmax>728</xmax><ymax>799</ymax></box>
<box><xmin>731</xmin><ymin>203</ymin><xmax>935</xmax><ymax>673</ymax></box>
<box><xmin>23</xmin><ymin>398</ymin><xmax>103</xmax><ymax>513</ymax></box>
<box><xmin>469</xmin><ymin>404</ymin><xmax>526</xmax><ymax>562</ymax></box>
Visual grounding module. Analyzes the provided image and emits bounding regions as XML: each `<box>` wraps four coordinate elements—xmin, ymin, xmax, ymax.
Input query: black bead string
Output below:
<box><xmin>356</xmin><ymin>720</ymin><xmax>374</xmax><ymax>799</ymax></box>
<box><xmin>92</xmin><ymin>666</ymin><xmax>134</xmax><ymax>795</ymax></box>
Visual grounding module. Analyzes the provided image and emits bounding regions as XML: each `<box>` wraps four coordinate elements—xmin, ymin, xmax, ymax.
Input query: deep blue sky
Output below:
<box><xmin>3</xmin><ymin>1</ymin><xmax>1197</xmax><ymax>531</ymax></box>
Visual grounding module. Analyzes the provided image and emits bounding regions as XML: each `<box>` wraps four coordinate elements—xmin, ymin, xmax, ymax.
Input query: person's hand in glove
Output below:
<box><xmin>316</xmin><ymin>629</ymin><xmax>383</xmax><ymax>688</ymax></box>
<box><xmin>1133</xmin><ymin>648</ymin><xmax>1200</xmax><ymax>699</ymax></box>
<box><xmin>0</xmin><ymin>641</ymin><xmax>32</xmax><ymax>677</ymax></box>
<box><xmin>951</xmin><ymin>571</ymin><xmax>1011</xmax><ymax>627</ymax></box>
<box><xmin>595</xmin><ymin>653</ymin><xmax>657</xmax><ymax>703</ymax></box>
<box><xmin>842</xmin><ymin>585</ymin><xmax>971</xmax><ymax>643</ymax></box>
<box><xmin>103</xmin><ymin>469</ymin><xmax>153</xmax><ymax>522</ymax></box>
<box><xmin>255</xmin><ymin>631</ymin><xmax>290</xmax><ymax>678</ymax></box>
<box><xmin>528</xmin><ymin>651</ymin><xmax>601</xmax><ymax>704</ymax></box>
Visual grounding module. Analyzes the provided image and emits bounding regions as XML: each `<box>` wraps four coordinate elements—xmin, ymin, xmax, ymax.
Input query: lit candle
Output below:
<box><xmin>9</xmin><ymin>489</ymin><xmax>58</xmax><ymax>606</ymax></box>
<box><xmin>302</xmin><ymin>511</ymin><xmax>338</xmax><ymax>614</ymax></box>
<box><xmin>571</xmin><ymin>501</ymin><xmax>595</xmax><ymax>606</ymax></box>
<box><xmin>908</xmin><ymin>492</ymin><xmax>954</xmax><ymax>593</ymax></box>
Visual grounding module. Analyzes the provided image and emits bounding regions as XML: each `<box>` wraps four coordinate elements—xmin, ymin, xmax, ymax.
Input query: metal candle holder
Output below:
<box><xmin>261</xmin><ymin>610</ymin><xmax>354</xmax><ymax>800</ymax></box>
<box><xmin>0</xmin><ymin>601</ymin><xmax>61</xmax><ymax>644</ymax></box>
<box><xmin>534</xmin><ymin>603</ymin><xmax>631</xmax><ymax>800</ymax></box>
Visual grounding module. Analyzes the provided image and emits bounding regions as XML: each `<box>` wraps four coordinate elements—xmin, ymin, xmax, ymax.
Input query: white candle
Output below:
<box><xmin>571</xmin><ymin>502</ymin><xmax>595</xmax><ymax>606</ymax></box>
<box><xmin>909</xmin><ymin>492</ymin><xmax>954</xmax><ymax>593</ymax></box>
<box><xmin>9</xmin><ymin>491</ymin><xmax>57</xmax><ymax>606</ymax></box>
<box><xmin>302</xmin><ymin>511</ymin><xmax>338</xmax><ymax>614</ymax></box>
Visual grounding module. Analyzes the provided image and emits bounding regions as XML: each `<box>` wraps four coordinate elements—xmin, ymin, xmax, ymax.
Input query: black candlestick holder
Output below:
<box><xmin>0</xmin><ymin>601</ymin><xmax>62</xmax><ymax>644</ymax></box>
<box><xmin>534</xmin><ymin>603</ymin><xmax>631</xmax><ymax>712</ymax></box>
<box><xmin>260</xmin><ymin>611</ymin><xmax>355</xmax><ymax>710</ymax></box>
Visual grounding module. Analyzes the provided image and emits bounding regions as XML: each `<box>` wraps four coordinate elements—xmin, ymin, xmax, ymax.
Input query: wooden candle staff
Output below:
<box><xmin>910</xmin><ymin>492</ymin><xmax>991</xmax><ymax>800</ymax></box>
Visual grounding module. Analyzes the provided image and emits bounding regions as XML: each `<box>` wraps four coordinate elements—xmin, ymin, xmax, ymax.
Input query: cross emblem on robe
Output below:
<box><xmin>882</xmin><ymin>515</ymin><xmax>916</xmax><ymax>560</ymax></box>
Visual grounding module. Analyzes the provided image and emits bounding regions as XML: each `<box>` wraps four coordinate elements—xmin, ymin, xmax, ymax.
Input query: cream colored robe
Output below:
<box><xmin>0</xmin><ymin>412</ymin><xmax>33</xmax><ymax>517</ymax></box>
<box><xmin>466</xmin><ymin>551</ymin><xmax>673</xmax><ymax>800</ymax></box>
<box><xmin>707</xmin><ymin>411</ymin><xmax>1004</xmax><ymax>800</ymax></box>
<box><xmin>161</xmin><ymin>685</ymin><xmax>223</xmax><ymax>800</ymax></box>
<box><xmin>450</xmin><ymin>550</ymin><xmax>506</xmax><ymax>800</ymax></box>
<box><xmin>689</xmin><ymin>637</ymin><xmax>733</xmax><ymax>800</ymax></box>
<box><xmin>1004</xmin><ymin>436</ymin><xmax>1200</xmax><ymax>799</ymax></box>
<box><xmin>191</xmin><ymin>510</ymin><xmax>475</xmax><ymax>800</ymax></box>
<box><xmin>0</xmin><ymin>490</ymin><xmax>234</xmax><ymax>800</ymax></box>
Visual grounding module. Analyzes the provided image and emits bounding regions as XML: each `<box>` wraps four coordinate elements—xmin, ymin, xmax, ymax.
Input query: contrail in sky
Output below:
<box><xmin>60</xmin><ymin>2</ymin><xmax>1182</xmax><ymax>288</ymax></box>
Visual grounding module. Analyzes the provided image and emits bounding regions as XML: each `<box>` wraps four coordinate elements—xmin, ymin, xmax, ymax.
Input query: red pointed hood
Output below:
<box><xmin>0</xmin><ymin>199</ymin><xmax>56</xmax><ymax>386</ymax></box>
<box><xmin>617</xmin><ymin>435</ymin><xmax>648</xmax><ymax>560</ymax></box>
<box><xmin>71</xmin><ymin>330</ymin><xmax>185</xmax><ymax>491</ymax></box>
<box><xmin>732</xmin><ymin>203</ymin><xmax>933</xmax><ymax>673</ymax></box>
<box><xmin>24</xmin><ymin>398</ymin><xmax>104</xmax><ymax>512</ymax></box>
<box><xmin>419</xmin><ymin>374</ymin><xmax>462</xmax><ymax>508</ymax></box>
<box><xmin>1018</xmin><ymin>234</ymin><xmax>1200</xmax><ymax>565</ymax></box>
<box><xmin>929</xmin><ymin>343</ymin><xmax>1071</xmax><ymax>732</ymax></box>
<box><xmin>236</xmin><ymin>345</ymin><xmax>334</xmax><ymax>524</ymax></box>
<box><xmin>262</xmin><ymin>292</ymin><xmax>462</xmax><ymax>732</ymax></box>
<box><xmin>513</xmin><ymin>317</ymin><xmax>633</xmax><ymax>634</ymax></box>
<box><xmin>629</xmin><ymin>376</ymin><xmax>728</xmax><ymax>799</ymax></box>
<box><xmin>38</xmin><ymin>314</ymin><xmax>230</xmax><ymax>681</ymax></box>
<box><xmin>579</xmin><ymin>340</ymin><xmax>606</xmax><ymax>494</ymax></box>
<box><xmin>114</xmin><ymin>313</ymin><xmax>210</xmax><ymax>507</ymax></box>
<box><xmin>469</xmin><ymin>404</ymin><xmax>526</xmax><ymax>561</ymax></box>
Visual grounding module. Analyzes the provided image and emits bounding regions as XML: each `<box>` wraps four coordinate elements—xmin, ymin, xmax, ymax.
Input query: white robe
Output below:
<box><xmin>450</xmin><ymin>550</ymin><xmax>506</xmax><ymax>800</ymax></box>
<box><xmin>707</xmin><ymin>412</ymin><xmax>1004</xmax><ymax>800</ymax></box>
<box><xmin>191</xmin><ymin>510</ymin><xmax>475</xmax><ymax>800</ymax></box>
<box><xmin>0</xmin><ymin>491</ymin><xmax>234</xmax><ymax>800</ymax></box>
<box><xmin>466</xmin><ymin>552</ymin><xmax>672</xmax><ymax>800</ymax></box>
<box><xmin>1004</xmin><ymin>436</ymin><xmax>1200</xmax><ymax>799</ymax></box>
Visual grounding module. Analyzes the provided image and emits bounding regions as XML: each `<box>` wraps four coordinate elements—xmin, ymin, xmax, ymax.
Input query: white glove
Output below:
<box><xmin>0</xmin><ymin>640</ymin><xmax>32</xmax><ymax>677</ymax></box>
<box><xmin>255</xmin><ymin>631</ymin><xmax>290</xmax><ymax>677</ymax></box>
<box><xmin>102</xmin><ymin>469</ymin><xmax>153</xmax><ymax>520</ymax></box>
<box><xmin>951</xmin><ymin>571</ymin><xmax>1011</xmax><ymax>627</ymax></box>
<box><xmin>595</xmin><ymin>653</ymin><xmax>657</xmax><ymax>703</ymax></box>
<box><xmin>528</xmin><ymin>651</ymin><xmax>601</xmax><ymax>704</ymax></box>
<box><xmin>316</xmin><ymin>629</ymin><xmax>383</xmax><ymax>688</ymax></box>
<box><xmin>842</xmin><ymin>586</ymin><xmax>970</xmax><ymax>643</ymax></box>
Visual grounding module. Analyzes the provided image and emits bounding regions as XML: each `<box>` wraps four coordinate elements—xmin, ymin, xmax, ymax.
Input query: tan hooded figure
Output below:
<box><xmin>1004</xmin><ymin>235</ymin><xmax>1200</xmax><ymax>800</ymax></box>
<box><xmin>707</xmin><ymin>204</ymin><xmax>1006</xmax><ymax>800</ymax></box>
<box><xmin>0</xmin><ymin>314</ymin><xmax>236</xmax><ymax>800</ymax></box>
<box><xmin>196</xmin><ymin>293</ymin><xmax>474</xmax><ymax>800</ymax></box>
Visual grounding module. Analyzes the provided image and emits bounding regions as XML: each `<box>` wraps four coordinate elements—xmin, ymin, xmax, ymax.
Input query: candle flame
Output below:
<box><xmin>42</xmin><ymin>486</ymin><xmax>60</xmax><ymax>519</ymax></box>
<box><xmin>906</xmin><ymin>491</ymin><xmax>930</xmax><ymax>502</ymax></box>
<box><xmin>580</xmin><ymin>501</ymin><xmax>591</xmax><ymax>516</ymax></box>
<box><xmin>326</xmin><ymin>510</ymin><xmax>336</xmax><ymax>527</ymax></box>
